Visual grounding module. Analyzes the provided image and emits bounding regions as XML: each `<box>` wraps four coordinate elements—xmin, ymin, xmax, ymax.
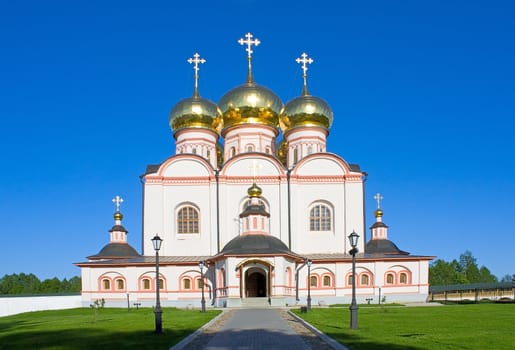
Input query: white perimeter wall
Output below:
<box><xmin>0</xmin><ymin>295</ymin><xmax>82</xmax><ymax>317</ymax></box>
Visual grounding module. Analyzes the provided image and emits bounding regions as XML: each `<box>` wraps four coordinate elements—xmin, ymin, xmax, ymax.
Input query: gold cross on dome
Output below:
<box><xmin>296</xmin><ymin>52</ymin><xmax>313</xmax><ymax>76</ymax></box>
<box><xmin>187</xmin><ymin>52</ymin><xmax>206</xmax><ymax>74</ymax></box>
<box><xmin>374</xmin><ymin>193</ymin><xmax>383</xmax><ymax>209</ymax></box>
<box><xmin>112</xmin><ymin>195</ymin><xmax>124</xmax><ymax>212</ymax></box>
<box><xmin>238</xmin><ymin>32</ymin><xmax>261</xmax><ymax>59</ymax></box>
<box><xmin>187</xmin><ymin>53</ymin><xmax>206</xmax><ymax>94</ymax></box>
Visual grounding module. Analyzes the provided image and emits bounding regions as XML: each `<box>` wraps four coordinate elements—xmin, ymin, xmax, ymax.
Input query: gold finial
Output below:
<box><xmin>296</xmin><ymin>52</ymin><xmax>313</xmax><ymax>96</ymax></box>
<box><xmin>238</xmin><ymin>32</ymin><xmax>260</xmax><ymax>84</ymax></box>
<box><xmin>248</xmin><ymin>182</ymin><xmax>262</xmax><ymax>198</ymax></box>
<box><xmin>187</xmin><ymin>53</ymin><xmax>206</xmax><ymax>98</ymax></box>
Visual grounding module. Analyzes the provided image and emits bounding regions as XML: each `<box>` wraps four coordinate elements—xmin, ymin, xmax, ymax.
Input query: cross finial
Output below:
<box><xmin>374</xmin><ymin>193</ymin><xmax>383</xmax><ymax>209</ymax></box>
<box><xmin>296</xmin><ymin>52</ymin><xmax>313</xmax><ymax>96</ymax></box>
<box><xmin>238</xmin><ymin>32</ymin><xmax>260</xmax><ymax>83</ymax></box>
<box><xmin>248</xmin><ymin>160</ymin><xmax>263</xmax><ymax>182</ymax></box>
<box><xmin>238</xmin><ymin>32</ymin><xmax>260</xmax><ymax>58</ymax></box>
<box><xmin>112</xmin><ymin>195</ymin><xmax>124</xmax><ymax>212</ymax></box>
<box><xmin>187</xmin><ymin>52</ymin><xmax>206</xmax><ymax>97</ymax></box>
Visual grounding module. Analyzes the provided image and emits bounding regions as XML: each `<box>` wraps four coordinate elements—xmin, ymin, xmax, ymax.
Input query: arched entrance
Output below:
<box><xmin>245</xmin><ymin>267</ymin><xmax>267</xmax><ymax>297</ymax></box>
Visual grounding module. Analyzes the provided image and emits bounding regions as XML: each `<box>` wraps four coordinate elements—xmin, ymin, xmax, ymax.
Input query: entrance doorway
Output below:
<box><xmin>245</xmin><ymin>270</ymin><xmax>267</xmax><ymax>297</ymax></box>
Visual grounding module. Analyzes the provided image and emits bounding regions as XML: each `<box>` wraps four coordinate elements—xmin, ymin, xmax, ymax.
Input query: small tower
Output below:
<box><xmin>366</xmin><ymin>193</ymin><xmax>409</xmax><ymax>255</ymax></box>
<box><xmin>87</xmin><ymin>196</ymin><xmax>140</xmax><ymax>260</ymax></box>
<box><xmin>280</xmin><ymin>52</ymin><xmax>333</xmax><ymax>168</ymax></box>
<box><xmin>169</xmin><ymin>53</ymin><xmax>222</xmax><ymax>168</ymax></box>
<box><xmin>239</xmin><ymin>182</ymin><xmax>270</xmax><ymax>235</ymax></box>
<box><xmin>370</xmin><ymin>193</ymin><xmax>388</xmax><ymax>240</ymax></box>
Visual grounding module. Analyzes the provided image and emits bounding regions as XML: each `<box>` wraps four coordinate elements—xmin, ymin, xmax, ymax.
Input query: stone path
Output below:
<box><xmin>176</xmin><ymin>308</ymin><xmax>336</xmax><ymax>350</ymax></box>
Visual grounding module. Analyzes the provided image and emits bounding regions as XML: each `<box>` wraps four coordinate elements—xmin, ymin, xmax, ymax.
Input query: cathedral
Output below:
<box><xmin>76</xmin><ymin>33</ymin><xmax>433</xmax><ymax>308</ymax></box>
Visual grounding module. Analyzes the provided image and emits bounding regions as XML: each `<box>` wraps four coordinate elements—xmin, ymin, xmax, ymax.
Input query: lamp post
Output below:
<box><xmin>307</xmin><ymin>259</ymin><xmax>312</xmax><ymax>310</ymax></box>
<box><xmin>512</xmin><ymin>274</ymin><xmax>515</xmax><ymax>304</ymax></box>
<box><xmin>348</xmin><ymin>231</ymin><xmax>359</xmax><ymax>330</ymax></box>
<box><xmin>198</xmin><ymin>261</ymin><xmax>206</xmax><ymax>313</ymax></box>
<box><xmin>151</xmin><ymin>234</ymin><xmax>163</xmax><ymax>334</ymax></box>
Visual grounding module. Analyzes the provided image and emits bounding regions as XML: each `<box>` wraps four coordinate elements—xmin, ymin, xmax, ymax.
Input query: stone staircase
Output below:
<box><xmin>240</xmin><ymin>297</ymin><xmax>270</xmax><ymax>308</ymax></box>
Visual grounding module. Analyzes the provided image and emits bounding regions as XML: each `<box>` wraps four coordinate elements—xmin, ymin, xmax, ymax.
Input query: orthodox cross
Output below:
<box><xmin>238</xmin><ymin>32</ymin><xmax>260</xmax><ymax>59</ymax></box>
<box><xmin>187</xmin><ymin>52</ymin><xmax>206</xmax><ymax>95</ymax></box>
<box><xmin>112</xmin><ymin>195</ymin><xmax>124</xmax><ymax>212</ymax></box>
<box><xmin>296</xmin><ymin>52</ymin><xmax>313</xmax><ymax>95</ymax></box>
<box><xmin>239</xmin><ymin>32</ymin><xmax>260</xmax><ymax>82</ymax></box>
<box><xmin>248</xmin><ymin>160</ymin><xmax>263</xmax><ymax>182</ymax></box>
<box><xmin>374</xmin><ymin>193</ymin><xmax>383</xmax><ymax>209</ymax></box>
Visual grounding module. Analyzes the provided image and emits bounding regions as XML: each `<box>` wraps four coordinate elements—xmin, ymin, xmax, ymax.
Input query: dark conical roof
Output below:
<box><xmin>88</xmin><ymin>243</ymin><xmax>140</xmax><ymax>260</ymax></box>
<box><xmin>220</xmin><ymin>234</ymin><xmax>292</xmax><ymax>256</ymax></box>
<box><xmin>365</xmin><ymin>239</ymin><xmax>409</xmax><ymax>255</ymax></box>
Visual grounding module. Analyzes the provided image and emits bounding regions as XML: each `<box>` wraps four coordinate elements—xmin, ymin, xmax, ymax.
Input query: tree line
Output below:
<box><xmin>0</xmin><ymin>273</ymin><xmax>81</xmax><ymax>295</ymax></box>
<box><xmin>429</xmin><ymin>250</ymin><xmax>510</xmax><ymax>286</ymax></box>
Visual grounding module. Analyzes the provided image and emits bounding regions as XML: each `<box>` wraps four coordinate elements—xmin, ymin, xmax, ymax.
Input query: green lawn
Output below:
<box><xmin>293</xmin><ymin>304</ymin><xmax>515</xmax><ymax>350</ymax></box>
<box><xmin>0</xmin><ymin>307</ymin><xmax>220</xmax><ymax>350</ymax></box>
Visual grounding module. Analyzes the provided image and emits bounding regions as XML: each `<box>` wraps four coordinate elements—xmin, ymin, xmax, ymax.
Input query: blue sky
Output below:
<box><xmin>1</xmin><ymin>0</ymin><xmax>514</xmax><ymax>280</ymax></box>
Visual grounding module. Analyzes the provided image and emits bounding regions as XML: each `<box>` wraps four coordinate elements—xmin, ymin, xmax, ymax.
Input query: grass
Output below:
<box><xmin>293</xmin><ymin>303</ymin><xmax>515</xmax><ymax>350</ymax></box>
<box><xmin>0</xmin><ymin>307</ymin><xmax>221</xmax><ymax>350</ymax></box>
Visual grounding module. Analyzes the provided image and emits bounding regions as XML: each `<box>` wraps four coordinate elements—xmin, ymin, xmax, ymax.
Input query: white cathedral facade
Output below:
<box><xmin>76</xmin><ymin>33</ymin><xmax>433</xmax><ymax>308</ymax></box>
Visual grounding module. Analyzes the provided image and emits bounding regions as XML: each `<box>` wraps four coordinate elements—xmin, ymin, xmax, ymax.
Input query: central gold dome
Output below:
<box><xmin>218</xmin><ymin>81</ymin><xmax>283</xmax><ymax>134</ymax></box>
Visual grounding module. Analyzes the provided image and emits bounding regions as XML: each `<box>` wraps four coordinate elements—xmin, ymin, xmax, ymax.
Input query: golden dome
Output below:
<box><xmin>247</xmin><ymin>182</ymin><xmax>263</xmax><ymax>198</ymax></box>
<box><xmin>219</xmin><ymin>81</ymin><xmax>283</xmax><ymax>133</ymax></box>
<box><xmin>169</xmin><ymin>95</ymin><xmax>222</xmax><ymax>135</ymax></box>
<box><xmin>113</xmin><ymin>211</ymin><xmax>124</xmax><ymax>221</ymax></box>
<box><xmin>280</xmin><ymin>94</ymin><xmax>333</xmax><ymax>133</ymax></box>
<box><xmin>277</xmin><ymin>139</ymin><xmax>288</xmax><ymax>166</ymax></box>
<box><xmin>374</xmin><ymin>208</ymin><xmax>384</xmax><ymax>218</ymax></box>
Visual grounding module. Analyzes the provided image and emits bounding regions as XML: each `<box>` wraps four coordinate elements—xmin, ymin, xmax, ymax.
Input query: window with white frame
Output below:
<box><xmin>309</xmin><ymin>203</ymin><xmax>332</xmax><ymax>231</ymax></box>
<box><xmin>177</xmin><ymin>205</ymin><xmax>200</xmax><ymax>234</ymax></box>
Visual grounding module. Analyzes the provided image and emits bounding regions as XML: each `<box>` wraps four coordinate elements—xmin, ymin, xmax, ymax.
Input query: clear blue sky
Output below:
<box><xmin>1</xmin><ymin>0</ymin><xmax>514</xmax><ymax>280</ymax></box>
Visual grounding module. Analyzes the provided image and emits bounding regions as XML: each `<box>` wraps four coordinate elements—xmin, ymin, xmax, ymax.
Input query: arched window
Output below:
<box><xmin>361</xmin><ymin>274</ymin><xmax>370</xmax><ymax>286</ymax></box>
<box><xmin>192</xmin><ymin>147</ymin><xmax>197</xmax><ymax>154</ymax></box>
<box><xmin>197</xmin><ymin>278</ymin><xmax>205</xmax><ymax>290</ymax></box>
<box><xmin>307</xmin><ymin>145</ymin><xmax>313</xmax><ymax>155</ymax></box>
<box><xmin>142</xmin><ymin>278</ymin><xmax>151</xmax><ymax>290</ymax></box>
<box><xmin>230</xmin><ymin>147</ymin><xmax>236</xmax><ymax>157</ymax></box>
<box><xmin>265</xmin><ymin>147</ymin><xmax>271</xmax><ymax>154</ymax></box>
<box><xmin>310</xmin><ymin>203</ymin><xmax>332</xmax><ymax>231</ymax></box>
<box><xmin>177</xmin><ymin>206</ymin><xmax>200</xmax><ymax>234</ymax></box>
<box><xmin>102</xmin><ymin>279</ymin><xmax>110</xmax><ymax>290</ymax></box>
<box><xmin>347</xmin><ymin>274</ymin><xmax>354</xmax><ymax>286</ymax></box>
<box><xmin>399</xmin><ymin>272</ymin><xmax>408</xmax><ymax>284</ymax></box>
<box><xmin>293</xmin><ymin>148</ymin><xmax>299</xmax><ymax>164</ymax></box>
<box><xmin>116</xmin><ymin>279</ymin><xmax>124</xmax><ymax>290</ymax></box>
<box><xmin>247</xmin><ymin>145</ymin><xmax>254</xmax><ymax>152</ymax></box>
<box><xmin>158</xmin><ymin>278</ymin><xmax>164</xmax><ymax>290</ymax></box>
<box><xmin>183</xmin><ymin>278</ymin><xmax>191</xmax><ymax>290</ymax></box>
<box><xmin>323</xmin><ymin>275</ymin><xmax>331</xmax><ymax>287</ymax></box>
<box><xmin>206</xmin><ymin>149</ymin><xmax>210</xmax><ymax>159</ymax></box>
<box><xmin>386</xmin><ymin>273</ymin><xmax>395</xmax><ymax>285</ymax></box>
<box><xmin>309</xmin><ymin>275</ymin><xmax>318</xmax><ymax>288</ymax></box>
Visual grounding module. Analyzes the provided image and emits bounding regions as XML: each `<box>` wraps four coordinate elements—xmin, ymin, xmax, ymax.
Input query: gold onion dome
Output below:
<box><xmin>113</xmin><ymin>211</ymin><xmax>123</xmax><ymax>221</ymax></box>
<box><xmin>279</xmin><ymin>52</ymin><xmax>333</xmax><ymax>133</ymax></box>
<box><xmin>247</xmin><ymin>182</ymin><xmax>263</xmax><ymax>198</ymax></box>
<box><xmin>374</xmin><ymin>208</ymin><xmax>384</xmax><ymax>218</ymax></box>
<box><xmin>219</xmin><ymin>32</ymin><xmax>283</xmax><ymax>134</ymax></box>
<box><xmin>219</xmin><ymin>82</ymin><xmax>283</xmax><ymax>133</ymax></box>
<box><xmin>169</xmin><ymin>95</ymin><xmax>222</xmax><ymax>135</ymax></box>
<box><xmin>169</xmin><ymin>53</ymin><xmax>222</xmax><ymax>136</ymax></box>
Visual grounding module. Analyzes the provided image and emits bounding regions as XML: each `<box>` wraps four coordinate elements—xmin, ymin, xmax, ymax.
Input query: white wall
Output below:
<box><xmin>0</xmin><ymin>295</ymin><xmax>82</xmax><ymax>317</ymax></box>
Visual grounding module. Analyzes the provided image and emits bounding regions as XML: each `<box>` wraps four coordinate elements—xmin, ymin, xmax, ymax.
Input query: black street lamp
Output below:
<box><xmin>512</xmin><ymin>274</ymin><xmax>515</xmax><ymax>304</ymax></box>
<box><xmin>348</xmin><ymin>230</ymin><xmax>359</xmax><ymax>330</ymax></box>
<box><xmin>198</xmin><ymin>261</ymin><xmax>206</xmax><ymax>313</ymax></box>
<box><xmin>151</xmin><ymin>234</ymin><xmax>163</xmax><ymax>333</ymax></box>
<box><xmin>307</xmin><ymin>259</ymin><xmax>312</xmax><ymax>310</ymax></box>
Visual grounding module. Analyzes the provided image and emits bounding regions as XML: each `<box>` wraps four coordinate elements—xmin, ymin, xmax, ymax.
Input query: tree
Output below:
<box><xmin>429</xmin><ymin>251</ymin><xmax>498</xmax><ymax>286</ymax></box>
<box><xmin>478</xmin><ymin>266</ymin><xmax>497</xmax><ymax>283</ymax></box>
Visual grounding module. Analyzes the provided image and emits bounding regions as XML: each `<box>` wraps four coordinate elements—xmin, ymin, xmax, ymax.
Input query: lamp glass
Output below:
<box><xmin>199</xmin><ymin>261</ymin><xmax>204</xmax><ymax>270</ymax></box>
<box><xmin>307</xmin><ymin>259</ymin><xmax>312</xmax><ymax>267</ymax></box>
<box><xmin>151</xmin><ymin>235</ymin><xmax>163</xmax><ymax>251</ymax></box>
<box><xmin>348</xmin><ymin>231</ymin><xmax>359</xmax><ymax>248</ymax></box>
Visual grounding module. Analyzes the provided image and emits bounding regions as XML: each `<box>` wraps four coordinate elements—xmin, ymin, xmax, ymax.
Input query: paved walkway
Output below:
<box><xmin>204</xmin><ymin>309</ymin><xmax>310</xmax><ymax>350</ymax></box>
<box><xmin>178</xmin><ymin>308</ymin><xmax>315</xmax><ymax>350</ymax></box>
